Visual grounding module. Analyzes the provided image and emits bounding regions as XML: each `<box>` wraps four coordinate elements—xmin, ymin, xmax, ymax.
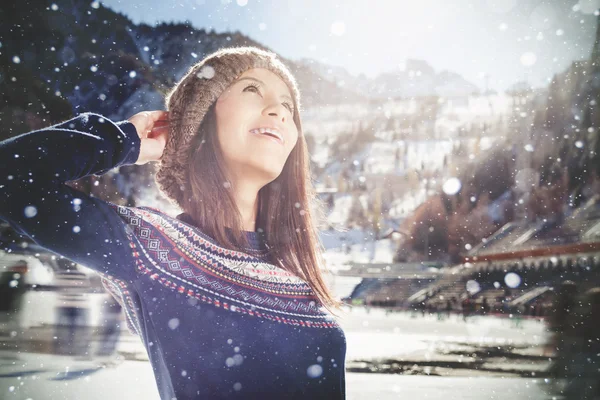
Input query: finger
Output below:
<box><xmin>153</xmin><ymin>119</ymin><xmax>169</xmax><ymax>128</ymax></box>
<box><xmin>137</xmin><ymin>113</ymin><xmax>152</xmax><ymax>135</ymax></box>
<box><xmin>152</xmin><ymin>114</ymin><xmax>170</xmax><ymax>132</ymax></box>
<box><xmin>156</xmin><ymin>133</ymin><xmax>168</xmax><ymax>150</ymax></box>
<box><xmin>148</xmin><ymin>138</ymin><xmax>167</xmax><ymax>160</ymax></box>
<box><xmin>148</xmin><ymin>125</ymin><xmax>169</xmax><ymax>146</ymax></box>
<box><xmin>149</xmin><ymin>125</ymin><xmax>169</xmax><ymax>136</ymax></box>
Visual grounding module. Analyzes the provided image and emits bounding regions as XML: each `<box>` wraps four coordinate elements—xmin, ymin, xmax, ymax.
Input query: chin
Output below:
<box><xmin>255</xmin><ymin>165</ymin><xmax>285</xmax><ymax>184</ymax></box>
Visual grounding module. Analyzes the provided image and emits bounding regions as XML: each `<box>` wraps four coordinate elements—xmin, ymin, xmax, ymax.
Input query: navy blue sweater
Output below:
<box><xmin>0</xmin><ymin>113</ymin><xmax>347</xmax><ymax>399</ymax></box>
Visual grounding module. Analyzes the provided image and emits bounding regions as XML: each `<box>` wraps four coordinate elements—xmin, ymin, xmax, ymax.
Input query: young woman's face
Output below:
<box><xmin>215</xmin><ymin>68</ymin><xmax>299</xmax><ymax>185</ymax></box>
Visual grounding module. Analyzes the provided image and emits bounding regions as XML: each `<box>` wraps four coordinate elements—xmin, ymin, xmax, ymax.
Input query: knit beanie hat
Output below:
<box><xmin>155</xmin><ymin>46</ymin><xmax>302</xmax><ymax>210</ymax></box>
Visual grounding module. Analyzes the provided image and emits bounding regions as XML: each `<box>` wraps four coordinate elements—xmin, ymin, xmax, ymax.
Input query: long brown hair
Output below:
<box><xmin>183</xmin><ymin>102</ymin><xmax>344</xmax><ymax>317</ymax></box>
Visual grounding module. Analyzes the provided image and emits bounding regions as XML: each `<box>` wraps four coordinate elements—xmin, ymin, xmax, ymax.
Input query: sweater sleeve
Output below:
<box><xmin>0</xmin><ymin>112</ymin><xmax>141</xmax><ymax>283</ymax></box>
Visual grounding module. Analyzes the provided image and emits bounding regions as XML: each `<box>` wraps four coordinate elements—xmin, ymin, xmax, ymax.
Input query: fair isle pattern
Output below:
<box><xmin>99</xmin><ymin>273</ymin><xmax>143</xmax><ymax>336</ymax></box>
<box><xmin>138</xmin><ymin>206</ymin><xmax>309</xmax><ymax>286</ymax></box>
<box><xmin>109</xmin><ymin>204</ymin><xmax>340</xmax><ymax>329</ymax></box>
<box><xmin>123</xmin><ymin>206</ymin><xmax>313</xmax><ymax>293</ymax></box>
<box><xmin>133</xmin><ymin>258</ymin><xmax>337</xmax><ymax>328</ymax></box>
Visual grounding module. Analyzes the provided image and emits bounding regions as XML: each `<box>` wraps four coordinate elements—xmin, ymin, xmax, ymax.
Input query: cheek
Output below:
<box><xmin>288</xmin><ymin>132</ymin><xmax>300</xmax><ymax>152</ymax></box>
<box><xmin>216</xmin><ymin>113</ymin><xmax>247</xmax><ymax>151</ymax></box>
<box><xmin>217</xmin><ymin>132</ymin><xmax>240</xmax><ymax>158</ymax></box>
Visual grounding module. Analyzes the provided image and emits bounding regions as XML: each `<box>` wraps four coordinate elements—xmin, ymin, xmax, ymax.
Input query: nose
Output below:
<box><xmin>263</xmin><ymin>102</ymin><xmax>287</xmax><ymax>123</ymax></box>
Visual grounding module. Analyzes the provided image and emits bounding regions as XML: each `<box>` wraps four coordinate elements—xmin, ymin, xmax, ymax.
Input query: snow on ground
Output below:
<box><xmin>347</xmin><ymin>374</ymin><xmax>551</xmax><ymax>400</ymax></box>
<box><xmin>322</xmin><ymin>233</ymin><xmax>396</xmax><ymax>268</ymax></box>
<box><xmin>0</xmin><ymin>305</ymin><xmax>554</xmax><ymax>400</ymax></box>
<box><xmin>320</xmin><ymin>227</ymin><xmax>369</xmax><ymax>250</ymax></box>
<box><xmin>325</xmin><ymin>275</ymin><xmax>363</xmax><ymax>300</ymax></box>
<box><xmin>304</xmin><ymin>95</ymin><xmax>511</xmax><ymax>178</ymax></box>
<box><xmin>0</xmin><ymin>355</ymin><xmax>552</xmax><ymax>400</ymax></box>
<box><xmin>310</xmin><ymin>139</ymin><xmax>331</xmax><ymax>169</ymax></box>
<box><xmin>325</xmin><ymin>194</ymin><xmax>354</xmax><ymax>227</ymax></box>
<box><xmin>388</xmin><ymin>187</ymin><xmax>429</xmax><ymax>218</ymax></box>
<box><xmin>337</xmin><ymin>308</ymin><xmax>549</xmax><ymax>361</ymax></box>
<box><xmin>0</xmin><ymin>283</ymin><xmax>554</xmax><ymax>399</ymax></box>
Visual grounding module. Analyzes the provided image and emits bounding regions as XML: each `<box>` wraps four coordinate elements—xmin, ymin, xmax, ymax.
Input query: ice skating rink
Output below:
<box><xmin>0</xmin><ymin>307</ymin><xmax>558</xmax><ymax>399</ymax></box>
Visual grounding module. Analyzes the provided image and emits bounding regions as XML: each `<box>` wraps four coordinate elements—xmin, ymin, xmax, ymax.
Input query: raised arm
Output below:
<box><xmin>0</xmin><ymin>113</ymin><xmax>143</xmax><ymax>282</ymax></box>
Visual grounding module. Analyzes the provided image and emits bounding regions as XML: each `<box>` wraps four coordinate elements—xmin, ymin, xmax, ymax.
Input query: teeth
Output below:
<box><xmin>251</xmin><ymin>128</ymin><xmax>282</xmax><ymax>142</ymax></box>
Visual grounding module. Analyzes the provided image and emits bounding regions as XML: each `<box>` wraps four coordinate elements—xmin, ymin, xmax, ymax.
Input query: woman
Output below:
<box><xmin>0</xmin><ymin>46</ymin><xmax>347</xmax><ymax>399</ymax></box>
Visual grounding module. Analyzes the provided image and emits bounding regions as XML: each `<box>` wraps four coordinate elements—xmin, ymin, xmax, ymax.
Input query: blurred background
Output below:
<box><xmin>1</xmin><ymin>0</ymin><xmax>600</xmax><ymax>399</ymax></box>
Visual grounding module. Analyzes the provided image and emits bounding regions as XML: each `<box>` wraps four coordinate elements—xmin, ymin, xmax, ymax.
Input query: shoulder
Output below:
<box><xmin>107</xmin><ymin>204</ymin><xmax>219</xmax><ymax>250</ymax></box>
<box><xmin>108</xmin><ymin>203</ymin><xmax>174</xmax><ymax>226</ymax></box>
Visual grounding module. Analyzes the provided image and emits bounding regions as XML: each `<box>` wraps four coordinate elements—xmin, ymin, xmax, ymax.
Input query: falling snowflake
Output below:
<box><xmin>196</xmin><ymin>65</ymin><xmax>215</xmax><ymax>79</ymax></box>
<box><xmin>466</xmin><ymin>280</ymin><xmax>481</xmax><ymax>294</ymax></box>
<box><xmin>24</xmin><ymin>206</ymin><xmax>37</xmax><ymax>218</ymax></box>
<box><xmin>520</xmin><ymin>52</ymin><xmax>536</xmax><ymax>67</ymax></box>
<box><xmin>442</xmin><ymin>177</ymin><xmax>461</xmax><ymax>195</ymax></box>
<box><xmin>504</xmin><ymin>272</ymin><xmax>521</xmax><ymax>288</ymax></box>
<box><xmin>307</xmin><ymin>364</ymin><xmax>323</xmax><ymax>378</ymax></box>
<box><xmin>168</xmin><ymin>318</ymin><xmax>180</xmax><ymax>330</ymax></box>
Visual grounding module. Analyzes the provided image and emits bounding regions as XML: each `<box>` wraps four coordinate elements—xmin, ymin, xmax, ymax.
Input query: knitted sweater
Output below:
<box><xmin>0</xmin><ymin>113</ymin><xmax>347</xmax><ymax>399</ymax></box>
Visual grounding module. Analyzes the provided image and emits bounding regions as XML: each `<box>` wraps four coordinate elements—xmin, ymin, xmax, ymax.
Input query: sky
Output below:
<box><xmin>100</xmin><ymin>0</ymin><xmax>600</xmax><ymax>92</ymax></box>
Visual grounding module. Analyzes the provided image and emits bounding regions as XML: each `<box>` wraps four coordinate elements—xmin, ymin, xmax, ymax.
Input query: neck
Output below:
<box><xmin>231</xmin><ymin>179</ymin><xmax>261</xmax><ymax>232</ymax></box>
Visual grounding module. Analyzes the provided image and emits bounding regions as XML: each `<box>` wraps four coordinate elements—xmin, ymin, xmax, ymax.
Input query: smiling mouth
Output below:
<box><xmin>249</xmin><ymin>128</ymin><xmax>284</xmax><ymax>145</ymax></box>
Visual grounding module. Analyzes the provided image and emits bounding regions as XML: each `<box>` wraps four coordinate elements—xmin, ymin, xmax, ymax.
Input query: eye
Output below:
<box><xmin>283</xmin><ymin>101</ymin><xmax>294</xmax><ymax>114</ymax></box>
<box><xmin>244</xmin><ymin>83</ymin><xmax>294</xmax><ymax>115</ymax></box>
<box><xmin>243</xmin><ymin>83</ymin><xmax>261</xmax><ymax>94</ymax></box>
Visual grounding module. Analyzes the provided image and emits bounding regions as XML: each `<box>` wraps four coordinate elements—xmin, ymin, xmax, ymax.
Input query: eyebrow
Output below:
<box><xmin>236</xmin><ymin>76</ymin><xmax>294</xmax><ymax>102</ymax></box>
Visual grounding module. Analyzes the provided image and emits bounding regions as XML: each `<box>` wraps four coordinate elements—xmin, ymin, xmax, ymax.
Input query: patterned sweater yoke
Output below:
<box><xmin>109</xmin><ymin>204</ymin><xmax>340</xmax><ymax>330</ymax></box>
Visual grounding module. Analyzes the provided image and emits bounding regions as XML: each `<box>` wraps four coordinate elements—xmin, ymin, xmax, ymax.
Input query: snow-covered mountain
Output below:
<box><xmin>0</xmin><ymin>0</ymin><xmax>363</xmax><ymax>136</ymax></box>
<box><xmin>297</xmin><ymin>58</ymin><xmax>480</xmax><ymax>99</ymax></box>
